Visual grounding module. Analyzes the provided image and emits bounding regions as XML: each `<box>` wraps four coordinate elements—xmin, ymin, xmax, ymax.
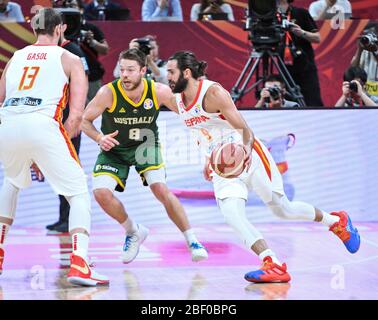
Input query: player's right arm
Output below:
<box><xmin>0</xmin><ymin>58</ymin><xmax>12</xmax><ymax>107</ymax></box>
<box><xmin>81</xmin><ymin>85</ymin><xmax>120</xmax><ymax>151</ymax></box>
<box><xmin>62</xmin><ymin>51</ymin><xmax>88</xmax><ymax>138</ymax></box>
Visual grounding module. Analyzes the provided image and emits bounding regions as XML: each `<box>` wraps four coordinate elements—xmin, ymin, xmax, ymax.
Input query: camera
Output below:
<box><xmin>359</xmin><ymin>32</ymin><xmax>378</xmax><ymax>51</ymax></box>
<box><xmin>135</xmin><ymin>38</ymin><xmax>152</xmax><ymax>56</ymax></box>
<box><xmin>245</xmin><ymin>0</ymin><xmax>288</xmax><ymax>48</ymax></box>
<box><xmin>264</xmin><ymin>86</ymin><xmax>281</xmax><ymax>103</ymax></box>
<box><xmin>349</xmin><ymin>81</ymin><xmax>358</xmax><ymax>94</ymax></box>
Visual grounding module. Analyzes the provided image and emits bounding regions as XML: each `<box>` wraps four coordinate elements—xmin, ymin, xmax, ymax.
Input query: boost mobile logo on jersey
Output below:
<box><xmin>144</xmin><ymin>98</ymin><xmax>154</xmax><ymax>110</ymax></box>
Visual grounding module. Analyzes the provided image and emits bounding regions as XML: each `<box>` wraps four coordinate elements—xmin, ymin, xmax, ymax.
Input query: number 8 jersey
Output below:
<box><xmin>102</xmin><ymin>78</ymin><xmax>160</xmax><ymax>148</ymax></box>
<box><xmin>1</xmin><ymin>45</ymin><xmax>69</xmax><ymax>119</ymax></box>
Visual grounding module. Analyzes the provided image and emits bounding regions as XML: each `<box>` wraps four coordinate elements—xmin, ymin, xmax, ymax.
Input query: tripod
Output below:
<box><xmin>231</xmin><ymin>46</ymin><xmax>306</xmax><ymax>107</ymax></box>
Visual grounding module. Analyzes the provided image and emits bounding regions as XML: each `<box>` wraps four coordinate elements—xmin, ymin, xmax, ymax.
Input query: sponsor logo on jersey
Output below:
<box><xmin>3</xmin><ymin>97</ymin><xmax>42</xmax><ymax>107</ymax></box>
<box><xmin>119</xmin><ymin>107</ymin><xmax>126</xmax><ymax>113</ymax></box>
<box><xmin>95</xmin><ymin>164</ymin><xmax>119</xmax><ymax>173</ymax></box>
<box><xmin>194</xmin><ymin>104</ymin><xmax>201</xmax><ymax>115</ymax></box>
<box><xmin>184</xmin><ymin>115</ymin><xmax>210</xmax><ymax>127</ymax></box>
<box><xmin>144</xmin><ymin>98</ymin><xmax>154</xmax><ymax>110</ymax></box>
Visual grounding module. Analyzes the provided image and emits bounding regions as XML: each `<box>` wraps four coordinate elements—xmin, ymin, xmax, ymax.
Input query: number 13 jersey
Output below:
<box><xmin>1</xmin><ymin>45</ymin><xmax>69</xmax><ymax>119</ymax></box>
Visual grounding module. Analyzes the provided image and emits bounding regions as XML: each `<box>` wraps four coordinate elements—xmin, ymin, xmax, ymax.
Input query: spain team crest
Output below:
<box><xmin>144</xmin><ymin>98</ymin><xmax>154</xmax><ymax>110</ymax></box>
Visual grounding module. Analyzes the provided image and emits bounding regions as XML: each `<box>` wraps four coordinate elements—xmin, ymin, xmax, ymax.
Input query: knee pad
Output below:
<box><xmin>66</xmin><ymin>192</ymin><xmax>91</xmax><ymax>233</ymax></box>
<box><xmin>0</xmin><ymin>179</ymin><xmax>20</xmax><ymax>220</ymax></box>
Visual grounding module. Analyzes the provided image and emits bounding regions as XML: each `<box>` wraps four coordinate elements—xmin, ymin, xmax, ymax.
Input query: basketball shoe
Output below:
<box><xmin>122</xmin><ymin>224</ymin><xmax>149</xmax><ymax>264</ymax></box>
<box><xmin>188</xmin><ymin>242</ymin><xmax>208</xmax><ymax>262</ymax></box>
<box><xmin>67</xmin><ymin>254</ymin><xmax>109</xmax><ymax>286</ymax></box>
<box><xmin>244</xmin><ymin>256</ymin><xmax>291</xmax><ymax>283</ymax></box>
<box><xmin>329</xmin><ymin>211</ymin><xmax>360</xmax><ymax>253</ymax></box>
<box><xmin>0</xmin><ymin>248</ymin><xmax>4</xmax><ymax>275</ymax></box>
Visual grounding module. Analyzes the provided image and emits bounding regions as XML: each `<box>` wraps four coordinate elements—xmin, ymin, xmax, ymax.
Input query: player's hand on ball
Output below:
<box><xmin>99</xmin><ymin>130</ymin><xmax>120</xmax><ymax>151</ymax></box>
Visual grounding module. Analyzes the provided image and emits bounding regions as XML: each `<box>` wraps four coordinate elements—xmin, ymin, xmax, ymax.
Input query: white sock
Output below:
<box><xmin>183</xmin><ymin>229</ymin><xmax>198</xmax><ymax>245</ymax></box>
<box><xmin>0</xmin><ymin>223</ymin><xmax>10</xmax><ymax>249</ymax></box>
<box><xmin>320</xmin><ymin>211</ymin><xmax>340</xmax><ymax>227</ymax></box>
<box><xmin>259</xmin><ymin>249</ymin><xmax>281</xmax><ymax>266</ymax></box>
<box><xmin>72</xmin><ymin>233</ymin><xmax>89</xmax><ymax>261</ymax></box>
<box><xmin>121</xmin><ymin>218</ymin><xmax>138</xmax><ymax>235</ymax></box>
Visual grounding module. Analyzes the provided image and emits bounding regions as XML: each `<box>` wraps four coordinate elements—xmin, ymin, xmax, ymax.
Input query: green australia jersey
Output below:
<box><xmin>102</xmin><ymin>78</ymin><xmax>160</xmax><ymax>148</ymax></box>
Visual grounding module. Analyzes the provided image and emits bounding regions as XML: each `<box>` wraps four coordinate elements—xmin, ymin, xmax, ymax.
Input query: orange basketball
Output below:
<box><xmin>210</xmin><ymin>142</ymin><xmax>246</xmax><ymax>179</ymax></box>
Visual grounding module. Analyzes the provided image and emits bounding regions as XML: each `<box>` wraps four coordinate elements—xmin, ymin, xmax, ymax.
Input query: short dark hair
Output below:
<box><xmin>118</xmin><ymin>48</ymin><xmax>146</xmax><ymax>68</ymax></box>
<box><xmin>343</xmin><ymin>66</ymin><xmax>368</xmax><ymax>84</ymax></box>
<box><xmin>265</xmin><ymin>74</ymin><xmax>285</xmax><ymax>87</ymax></box>
<box><xmin>168</xmin><ymin>51</ymin><xmax>207</xmax><ymax>80</ymax></box>
<box><xmin>31</xmin><ymin>8</ymin><xmax>62</xmax><ymax>36</ymax></box>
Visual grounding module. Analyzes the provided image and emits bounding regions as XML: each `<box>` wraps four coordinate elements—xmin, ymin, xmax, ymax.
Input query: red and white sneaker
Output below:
<box><xmin>0</xmin><ymin>248</ymin><xmax>4</xmax><ymax>275</ymax></box>
<box><xmin>67</xmin><ymin>254</ymin><xmax>109</xmax><ymax>287</ymax></box>
<box><xmin>244</xmin><ymin>256</ymin><xmax>291</xmax><ymax>283</ymax></box>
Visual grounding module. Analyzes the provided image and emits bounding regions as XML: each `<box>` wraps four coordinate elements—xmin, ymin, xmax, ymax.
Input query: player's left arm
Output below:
<box><xmin>0</xmin><ymin>58</ymin><xmax>12</xmax><ymax>107</ymax></box>
<box><xmin>154</xmin><ymin>82</ymin><xmax>179</xmax><ymax>113</ymax></box>
<box><xmin>205</xmin><ymin>84</ymin><xmax>254</xmax><ymax>147</ymax></box>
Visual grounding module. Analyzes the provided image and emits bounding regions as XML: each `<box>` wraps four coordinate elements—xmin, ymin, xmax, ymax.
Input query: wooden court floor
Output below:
<box><xmin>0</xmin><ymin>222</ymin><xmax>377</xmax><ymax>300</ymax></box>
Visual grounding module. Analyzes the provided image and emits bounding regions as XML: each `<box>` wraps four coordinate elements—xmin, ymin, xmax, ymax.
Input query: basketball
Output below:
<box><xmin>210</xmin><ymin>142</ymin><xmax>246</xmax><ymax>178</ymax></box>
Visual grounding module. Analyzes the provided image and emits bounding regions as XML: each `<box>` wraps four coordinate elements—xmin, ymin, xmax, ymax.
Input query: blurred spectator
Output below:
<box><xmin>255</xmin><ymin>74</ymin><xmax>299</xmax><ymax>108</ymax></box>
<box><xmin>84</xmin><ymin>0</ymin><xmax>129</xmax><ymax>21</ymax></box>
<box><xmin>335</xmin><ymin>66</ymin><xmax>375</xmax><ymax>107</ymax></box>
<box><xmin>351</xmin><ymin>22</ymin><xmax>378</xmax><ymax>104</ymax></box>
<box><xmin>309</xmin><ymin>0</ymin><xmax>352</xmax><ymax>21</ymax></box>
<box><xmin>0</xmin><ymin>0</ymin><xmax>24</xmax><ymax>22</ymax></box>
<box><xmin>113</xmin><ymin>35</ymin><xmax>168</xmax><ymax>84</ymax></box>
<box><xmin>142</xmin><ymin>0</ymin><xmax>183</xmax><ymax>21</ymax></box>
<box><xmin>190</xmin><ymin>0</ymin><xmax>234</xmax><ymax>21</ymax></box>
<box><xmin>278</xmin><ymin>0</ymin><xmax>323</xmax><ymax>106</ymax></box>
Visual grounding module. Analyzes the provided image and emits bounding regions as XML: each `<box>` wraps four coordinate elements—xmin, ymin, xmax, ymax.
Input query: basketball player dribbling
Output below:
<box><xmin>165</xmin><ymin>51</ymin><xmax>361</xmax><ymax>283</ymax></box>
<box><xmin>0</xmin><ymin>8</ymin><xmax>108</xmax><ymax>286</ymax></box>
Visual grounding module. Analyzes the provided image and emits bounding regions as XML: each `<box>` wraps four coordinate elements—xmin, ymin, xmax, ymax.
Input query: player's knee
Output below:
<box><xmin>266</xmin><ymin>193</ymin><xmax>293</xmax><ymax>220</ymax></box>
<box><xmin>218</xmin><ymin>198</ymin><xmax>240</xmax><ymax>224</ymax></box>
<box><xmin>150</xmin><ymin>183</ymin><xmax>170</xmax><ymax>203</ymax></box>
<box><xmin>93</xmin><ymin>188</ymin><xmax>113</xmax><ymax>206</ymax></box>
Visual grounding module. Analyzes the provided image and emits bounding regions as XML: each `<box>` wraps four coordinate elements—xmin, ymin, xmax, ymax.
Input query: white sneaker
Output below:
<box><xmin>122</xmin><ymin>224</ymin><xmax>149</xmax><ymax>264</ymax></box>
<box><xmin>189</xmin><ymin>242</ymin><xmax>208</xmax><ymax>262</ymax></box>
<box><xmin>67</xmin><ymin>254</ymin><xmax>109</xmax><ymax>287</ymax></box>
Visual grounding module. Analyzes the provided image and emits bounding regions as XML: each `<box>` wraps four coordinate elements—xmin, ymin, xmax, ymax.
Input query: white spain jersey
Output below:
<box><xmin>1</xmin><ymin>44</ymin><xmax>69</xmax><ymax>120</ymax></box>
<box><xmin>175</xmin><ymin>79</ymin><xmax>243</xmax><ymax>156</ymax></box>
<box><xmin>175</xmin><ymin>79</ymin><xmax>284</xmax><ymax>202</ymax></box>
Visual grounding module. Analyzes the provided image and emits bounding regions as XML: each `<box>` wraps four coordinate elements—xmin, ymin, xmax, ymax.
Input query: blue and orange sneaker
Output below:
<box><xmin>329</xmin><ymin>211</ymin><xmax>360</xmax><ymax>254</ymax></box>
<box><xmin>244</xmin><ymin>257</ymin><xmax>291</xmax><ymax>283</ymax></box>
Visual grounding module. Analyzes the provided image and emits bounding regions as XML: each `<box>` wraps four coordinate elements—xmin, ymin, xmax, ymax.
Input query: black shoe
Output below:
<box><xmin>46</xmin><ymin>221</ymin><xmax>62</xmax><ymax>231</ymax></box>
<box><xmin>53</xmin><ymin>221</ymin><xmax>68</xmax><ymax>233</ymax></box>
